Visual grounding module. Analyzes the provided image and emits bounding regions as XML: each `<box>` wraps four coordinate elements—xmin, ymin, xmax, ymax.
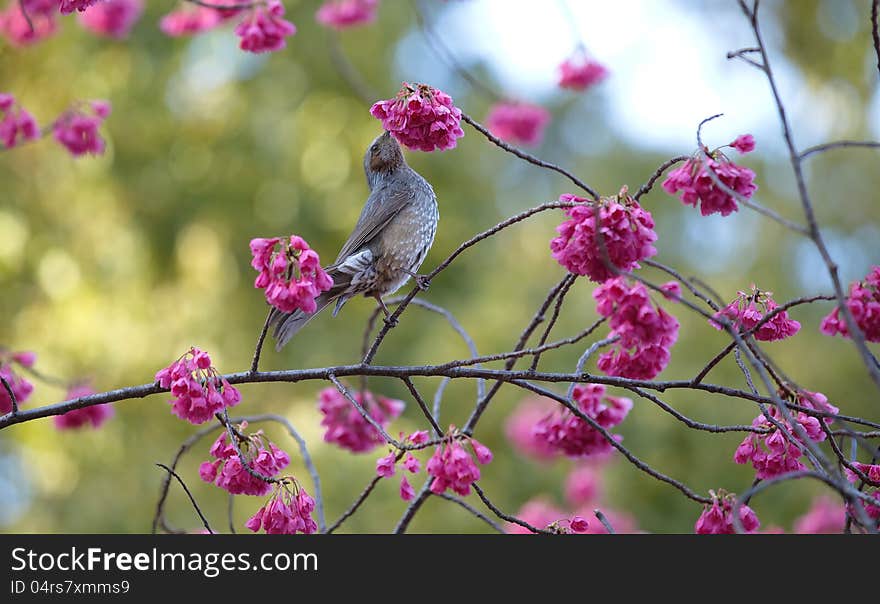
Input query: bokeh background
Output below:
<box><xmin>1</xmin><ymin>0</ymin><xmax>879</xmax><ymax>533</ymax></box>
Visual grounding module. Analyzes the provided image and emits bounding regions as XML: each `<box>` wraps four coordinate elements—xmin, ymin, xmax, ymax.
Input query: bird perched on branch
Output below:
<box><xmin>270</xmin><ymin>130</ymin><xmax>439</xmax><ymax>350</ymax></box>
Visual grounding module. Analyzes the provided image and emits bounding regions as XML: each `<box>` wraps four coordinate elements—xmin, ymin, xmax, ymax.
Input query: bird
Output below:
<box><xmin>270</xmin><ymin>130</ymin><xmax>439</xmax><ymax>351</ymax></box>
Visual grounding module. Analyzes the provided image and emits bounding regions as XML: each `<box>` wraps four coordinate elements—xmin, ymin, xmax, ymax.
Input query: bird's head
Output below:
<box><xmin>364</xmin><ymin>131</ymin><xmax>405</xmax><ymax>178</ymax></box>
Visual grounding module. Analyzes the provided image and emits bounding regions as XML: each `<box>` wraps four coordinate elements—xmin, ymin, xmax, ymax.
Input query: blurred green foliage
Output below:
<box><xmin>1</xmin><ymin>0</ymin><xmax>878</xmax><ymax>534</ymax></box>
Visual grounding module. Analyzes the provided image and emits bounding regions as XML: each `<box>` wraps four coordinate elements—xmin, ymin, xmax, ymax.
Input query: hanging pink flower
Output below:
<box><xmin>315</xmin><ymin>0</ymin><xmax>378</xmax><ymax>29</ymax></box>
<box><xmin>318</xmin><ymin>386</ymin><xmax>404</xmax><ymax>453</ymax></box>
<box><xmin>733</xmin><ymin>389</ymin><xmax>837</xmax><ymax>480</ymax></box>
<box><xmin>370</xmin><ymin>82</ymin><xmax>464</xmax><ymax>152</ymax></box>
<box><xmin>59</xmin><ymin>0</ymin><xmax>100</xmax><ymax>14</ymax></box>
<box><xmin>77</xmin><ymin>0</ymin><xmax>143</xmax><ymax>39</ymax></box>
<box><xmin>53</xmin><ymin>384</ymin><xmax>114</xmax><ymax>429</ymax></box>
<box><xmin>246</xmin><ymin>478</ymin><xmax>317</xmax><ymax>534</ymax></box>
<box><xmin>695</xmin><ymin>490</ymin><xmax>760</xmax><ymax>534</ymax></box>
<box><xmin>201</xmin><ymin>421</ymin><xmax>290</xmax><ymax>496</ymax></box>
<box><xmin>662</xmin><ymin>140</ymin><xmax>758</xmax><ymax>217</ymax></box>
<box><xmin>234</xmin><ymin>0</ymin><xmax>296</xmax><ymax>54</ymax></box>
<box><xmin>550</xmin><ymin>187</ymin><xmax>657</xmax><ymax>283</ymax></box>
<box><xmin>485</xmin><ymin>101</ymin><xmax>550</xmax><ymax>146</ymax></box>
<box><xmin>532</xmin><ymin>384</ymin><xmax>631</xmax><ymax>458</ymax></box>
<box><xmin>0</xmin><ymin>93</ymin><xmax>40</xmax><ymax>149</ymax></box>
<box><xmin>250</xmin><ymin>235</ymin><xmax>334</xmax><ymax>315</ymax></box>
<box><xmin>820</xmin><ymin>266</ymin><xmax>880</xmax><ymax>342</ymax></box>
<box><xmin>426</xmin><ymin>428</ymin><xmax>492</xmax><ymax>496</ymax></box>
<box><xmin>558</xmin><ymin>50</ymin><xmax>608</xmax><ymax>91</ymax></box>
<box><xmin>593</xmin><ymin>277</ymin><xmax>679</xmax><ymax>379</ymax></box>
<box><xmin>155</xmin><ymin>347</ymin><xmax>241</xmax><ymax>424</ymax></box>
<box><xmin>711</xmin><ymin>285</ymin><xmax>801</xmax><ymax>341</ymax></box>
<box><xmin>52</xmin><ymin>99</ymin><xmax>111</xmax><ymax>157</ymax></box>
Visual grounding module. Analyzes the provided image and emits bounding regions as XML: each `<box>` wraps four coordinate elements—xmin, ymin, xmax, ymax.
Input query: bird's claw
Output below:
<box><xmin>383</xmin><ymin>315</ymin><xmax>399</xmax><ymax>328</ymax></box>
<box><xmin>414</xmin><ymin>275</ymin><xmax>431</xmax><ymax>291</ymax></box>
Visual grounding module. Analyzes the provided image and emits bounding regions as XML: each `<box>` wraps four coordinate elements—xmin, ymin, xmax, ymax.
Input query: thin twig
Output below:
<box><xmin>155</xmin><ymin>463</ymin><xmax>214</xmax><ymax>534</ymax></box>
<box><xmin>251</xmin><ymin>308</ymin><xmax>272</xmax><ymax>374</ymax></box>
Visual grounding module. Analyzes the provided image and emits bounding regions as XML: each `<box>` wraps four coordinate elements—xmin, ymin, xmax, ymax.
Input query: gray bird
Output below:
<box><xmin>270</xmin><ymin>131</ymin><xmax>439</xmax><ymax>350</ymax></box>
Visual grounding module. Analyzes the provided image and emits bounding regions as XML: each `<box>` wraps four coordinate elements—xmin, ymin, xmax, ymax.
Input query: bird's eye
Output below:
<box><xmin>371</xmin><ymin>144</ymin><xmax>379</xmax><ymax>153</ymax></box>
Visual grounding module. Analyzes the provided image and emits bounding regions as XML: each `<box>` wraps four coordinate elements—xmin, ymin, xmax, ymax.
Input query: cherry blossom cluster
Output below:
<box><xmin>820</xmin><ymin>265</ymin><xmax>880</xmax><ymax>342</ymax></box>
<box><xmin>593</xmin><ymin>277</ymin><xmax>679</xmax><ymax>379</ymax></box>
<box><xmin>485</xmin><ymin>101</ymin><xmax>550</xmax><ymax>147</ymax></box>
<box><xmin>532</xmin><ymin>384</ymin><xmax>632</xmax><ymax>458</ymax></box>
<box><xmin>155</xmin><ymin>347</ymin><xmax>241</xmax><ymax>424</ymax></box>
<box><xmin>694</xmin><ymin>490</ymin><xmax>760</xmax><ymax>534</ymax></box>
<box><xmin>0</xmin><ymin>93</ymin><xmax>39</xmax><ymax>149</ymax></box>
<box><xmin>315</xmin><ymin>0</ymin><xmax>378</xmax><ymax>30</ymax></box>
<box><xmin>373</xmin><ymin>430</ymin><xmax>429</xmax><ymax>500</ymax></box>
<box><xmin>0</xmin><ymin>0</ymin><xmax>141</xmax><ymax>45</ymax></box>
<box><xmin>250</xmin><ymin>235</ymin><xmax>334</xmax><ymax>315</ymax></box>
<box><xmin>557</xmin><ymin>50</ymin><xmax>608</xmax><ymax>91</ymax></box>
<box><xmin>711</xmin><ymin>285</ymin><xmax>801</xmax><ymax>341</ymax></box>
<box><xmin>733</xmin><ymin>389</ymin><xmax>837</xmax><ymax>479</ymax></box>
<box><xmin>844</xmin><ymin>462</ymin><xmax>880</xmax><ymax>521</ymax></box>
<box><xmin>318</xmin><ymin>386</ymin><xmax>404</xmax><ymax>453</ymax></box>
<box><xmin>376</xmin><ymin>426</ymin><xmax>491</xmax><ymax>498</ymax></box>
<box><xmin>0</xmin><ymin>350</ymin><xmax>35</xmax><ymax>414</ymax></box>
<box><xmin>246</xmin><ymin>478</ymin><xmax>318</xmax><ymax>534</ymax></box>
<box><xmin>53</xmin><ymin>384</ymin><xmax>114</xmax><ymax>429</ymax></box>
<box><xmin>0</xmin><ymin>92</ymin><xmax>111</xmax><ymax>157</ymax></box>
<box><xmin>200</xmin><ymin>421</ymin><xmax>290</xmax><ymax>496</ymax></box>
<box><xmin>550</xmin><ymin>188</ymin><xmax>657</xmax><ymax>283</ymax></box>
<box><xmin>662</xmin><ymin>134</ymin><xmax>758</xmax><ymax>217</ymax></box>
<box><xmin>370</xmin><ymin>82</ymin><xmax>464</xmax><ymax>152</ymax></box>
<box><xmin>52</xmin><ymin>100</ymin><xmax>111</xmax><ymax>157</ymax></box>
<box><xmin>505</xmin><ymin>396</ymin><xmax>560</xmax><ymax>460</ymax></box>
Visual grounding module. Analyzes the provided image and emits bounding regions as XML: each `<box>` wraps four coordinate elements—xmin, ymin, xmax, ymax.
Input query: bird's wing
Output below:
<box><xmin>331</xmin><ymin>186</ymin><xmax>414</xmax><ymax>266</ymax></box>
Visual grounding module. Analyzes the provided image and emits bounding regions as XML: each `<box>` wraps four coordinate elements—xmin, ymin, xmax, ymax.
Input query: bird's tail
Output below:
<box><xmin>269</xmin><ymin>272</ymin><xmax>351</xmax><ymax>350</ymax></box>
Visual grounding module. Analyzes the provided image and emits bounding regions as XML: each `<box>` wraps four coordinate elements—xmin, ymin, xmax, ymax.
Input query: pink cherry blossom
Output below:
<box><xmin>0</xmin><ymin>0</ymin><xmax>57</xmax><ymax>46</ymax></box>
<box><xmin>52</xmin><ymin>99</ymin><xmax>111</xmax><ymax>157</ymax></box>
<box><xmin>426</xmin><ymin>429</ymin><xmax>492</xmax><ymax>496</ymax></box>
<box><xmin>695</xmin><ymin>490</ymin><xmax>760</xmax><ymax>534</ymax></box>
<box><xmin>370</xmin><ymin>82</ymin><xmax>464</xmax><ymax>152</ymax></box>
<box><xmin>407</xmin><ymin>430</ymin><xmax>429</xmax><ymax>445</ymax></box>
<box><xmin>315</xmin><ymin>0</ymin><xmax>378</xmax><ymax>30</ymax></box>
<box><xmin>505</xmin><ymin>396</ymin><xmax>559</xmax><ymax>460</ymax></box>
<box><xmin>402</xmin><ymin>452</ymin><xmax>420</xmax><ymax>473</ymax></box>
<box><xmin>375</xmin><ymin>451</ymin><xmax>396</xmax><ymax>477</ymax></box>
<box><xmin>662</xmin><ymin>151</ymin><xmax>757</xmax><ymax>217</ymax></box>
<box><xmin>250</xmin><ymin>235</ymin><xmax>334</xmax><ymax>315</ymax></box>
<box><xmin>593</xmin><ymin>277</ymin><xmax>679</xmax><ymax>379</ymax></box>
<box><xmin>567</xmin><ymin>516</ymin><xmax>589</xmax><ymax>533</ymax></box>
<box><xmin>565</xmin><ymin>465</ymin><xmax>602</xmax><ymax>506</ymax></box>
<box><xmin>202</xmin><ymin>422</ymin><xmax>290</xmax><ymax>496</ymax></box>
<box><xmin>733</xmin><ymin>389</ymin><xmax>836</xmax><ymax>480</ymax></box>
<box><xmin>793</xmin><ymin>495</ymin><xmax>846</xmax><ymax>534</ymax></box>
<box><xmin>234</xmin><ymin>0</ymin><xmax>296</xmax><ymax>53</ymax></box>
<box><xmin>0</xmin><ymin>349</ymin><xmax>35</xmax><ymax>414</ymax></box>
<box><xmin>820</xmin><ymin>266</ymin><xmax>880</xmax><ymax>342</ymax></box>
<box><xmin>159</xmin><ymin>6</ymin><xmax>222</xmax><ymax>36</ymax></box>
<box><xmin>59</xmin><ymin>0</ymin><xmax>99</xmax><ymax>14</ymax></box>
<box><xmin>730</xmin><ymin>134</ymin><xmax>756</xmax><ymax>154</ymax></box>
<box><xmin>246</xmin><ymin>479</ymin><xmax>317</xmax><ymax>534</ymax></box>
<box><xmin>711</xmin><ymin>286</ymin><xmax>801</xmax><ymax>341</ymax></box>
<box><xmin>53</xmin><ymin>384</ymin><xmax>114</xmax><ymax>429</ymax></box>
<box><xmin>399</xmin><ymin>476</ymin><xmax>415</xmax><ymax>501</ymax></box>
<box><xmin>532</xmin><ymin>383</ymin><xmax>632</xmax><ymax>458</ymax></box>
<box><xmin>155</xmin><ymin>347</ymin><xmax>241</xmax><ymax>424</ymax></box>
<box><xmin>485</xmin><ymin>101</ymin><xmax>550</xmax><ymax>146</ymax></box>
<box><xmin>318</xmin><ymin>386</ymin><xmax>404</xmax><ymax>453</ymax></box>
<box><xmin>558</xmin><ymin>51</ymin><xmax>608</xmax><ymax>91</ymax></box>
<box><xmin>0</xmin><ymin>94</ymin><xmax>39</xmax><ymax>149</ymax></box>
<box><xmin>77</xmin><ymin>0</ymin><xmax>143</xmax><ymax>39</ymax></box>
<box><xmin>550</xmin><ymin>188</ymin><xmax>657</xmax><ymax>283</ymax></box>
